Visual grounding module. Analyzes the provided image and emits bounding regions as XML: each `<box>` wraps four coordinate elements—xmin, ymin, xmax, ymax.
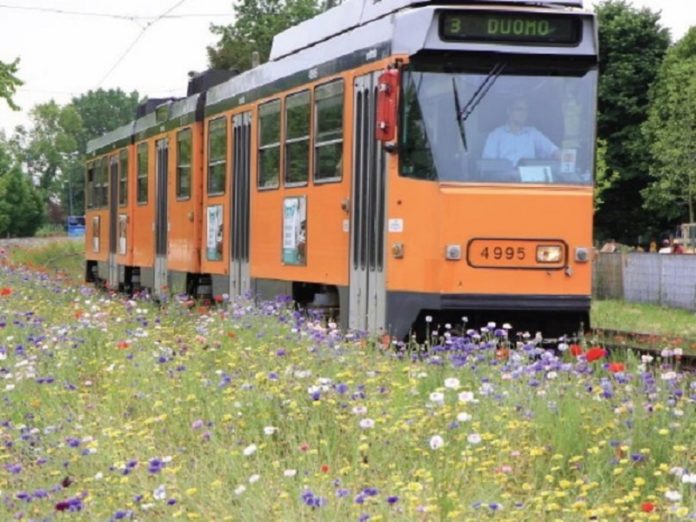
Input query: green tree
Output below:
<box><xmin>642</xmin><ymin>28</ymin><xmax>696</xmax><ymax>224</ymax></box>
<box><xmin>18</xmin><ymin>101</ymin><xmax>81</xmax><ymax>194</ymax></box>
<box><xmin>71</xmin><ymin>89</ymin><xmax>140</xmax><ymax>156</ymax></box>
<box><xmin>0</xmin><ymin>168</ymin><xmax>45</xmax><ymax>237</ymax></box>
<box><xmin>0</xmin><ymin>58</ymin><xmax>22</xmax><ymax>110</ymax></box>
<box><xmin>594</xmin><ymin>138</ymin><xmax>619</xmax><ymax>210</ymax></box>
<box><xmin>65</xmin><ymin>89</ymin><xmax>139</xmax><ymax>215</ymax></box>
<box><xmin>207</xmin><ymin>0</ymin><xmax>336</xmax><ymax>72</ymax></box>
<box><xmin>593</xmin><ymin>0</ymin><xmax>670</xmax><ymax>244</ymax></box>
<box><xmin>17</xmin><ymin>89</ymin><xmax>139</xmax><ymax>219</ymax></box>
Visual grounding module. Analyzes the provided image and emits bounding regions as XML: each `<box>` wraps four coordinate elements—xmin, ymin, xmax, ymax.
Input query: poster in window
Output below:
<box><xmin>118</xmin><ymin>214</ymin><xmax>128</xmax><ymax>255</ymax></box>
<box><xmin>207</xmin><ymin>205</ymin><xmax>223</xmax><ymax>261</ymax></box>
<box><xmin>282</xmin><ymin>196</ymin><xmax>307</xmax><ymax>265</ymax></box>
<box><xmin>92</xmin><ymin>216</ymin><xmax>100</xmax><ymax>253</ymax></box>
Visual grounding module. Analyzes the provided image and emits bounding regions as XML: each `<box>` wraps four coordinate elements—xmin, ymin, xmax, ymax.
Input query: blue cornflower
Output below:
<box><xmin>148</xmin><ymin>458</ymin><xmax>164</xmax><ymax>474</ymax></box>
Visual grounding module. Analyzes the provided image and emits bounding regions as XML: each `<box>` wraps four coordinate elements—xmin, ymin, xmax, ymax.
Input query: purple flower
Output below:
<box><xmin>55</xmin><ymin>497</ymin><xmax>82</xmax><ymax>512</ymax></box>
<box><xmin>631</xmin><ymin>453</ymin><xmax>646</xmax><ymax>463</ymax></box>
<box><xmin>6</xmin><ymin>463</ymin><xmax>22</xmax><ymax>474</ymax></box>
<box><xmin>387</xmin><ymin>496</ymin><xmax>399</xmax><ymax>505</ymax></box>
<box><xmin>148</xmin><ymin>458</ymin><xmax>164</xmax><ymax>474</ymax></box>
<box><xmin>301</xmin><ymin>489</ymin><xmax>326</xmax><ymax>508</ymax></box>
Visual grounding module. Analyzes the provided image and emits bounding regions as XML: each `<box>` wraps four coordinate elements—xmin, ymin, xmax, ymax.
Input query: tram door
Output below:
<box><xmin>230</xmin><ymin>112</ymin><xmax>252</xmax><ymax>297</ymax></box>
<box><xmin>154</xmin><ymin>138</ymin><xmax>169</xmax><ymax>297</ymax></box>
<box><xmin>349</xmin><ymin>72</ymin><xmax>387</xmax><ymax>333</ymax></box>
<box><xmin>107</xmin><ymin>157</ymin><xmax>119</xmax><ymax>289</ymax></box>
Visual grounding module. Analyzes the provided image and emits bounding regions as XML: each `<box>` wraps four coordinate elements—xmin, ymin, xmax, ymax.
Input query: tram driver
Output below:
<box><xmin>482</xmin><ymin>97</ymin><xmax>560</xmax><ymax>168</ymax></box>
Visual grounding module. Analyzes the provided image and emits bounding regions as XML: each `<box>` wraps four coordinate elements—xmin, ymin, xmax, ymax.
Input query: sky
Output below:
<box><xmin>0</xmin><ymin>0</ymin><xmax>693</xmax><ymax>136</ymax></box>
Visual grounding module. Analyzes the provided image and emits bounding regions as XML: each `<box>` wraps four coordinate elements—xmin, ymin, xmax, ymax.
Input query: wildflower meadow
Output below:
<box><xmin>0</xmin><ymin>245</ymin><xmax>694</xmax><ymax>521</ymax></box>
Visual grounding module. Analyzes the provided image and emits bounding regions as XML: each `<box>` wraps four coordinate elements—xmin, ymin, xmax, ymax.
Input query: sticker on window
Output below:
<box><xmin>283</xmin><ymin>197</ymin><xmax>307</xmax><ymax>265</ymax></box>
<box><xmin>207</xmin><ymin>205</ymin><xmax>223</xmax><ymax>261</ymax></box>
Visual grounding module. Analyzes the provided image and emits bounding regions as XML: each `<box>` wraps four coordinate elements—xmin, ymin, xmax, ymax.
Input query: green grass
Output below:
<box><xmin>7</xmin><ymin>238</ymin><xmax>84</xmax><ymax>281</ymax></box>
<box><xmin>592</xmin><ymin>299</ymin><xmax>696</xmax><ymax>338</ymax></box>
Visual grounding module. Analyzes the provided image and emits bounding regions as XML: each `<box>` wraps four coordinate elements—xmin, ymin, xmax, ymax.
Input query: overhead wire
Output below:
<box><xmin>95</xmin><ymin>0</ymin><xmax>190</xmax><ymax>87</ymax></box>
<box><xmin>0</xmin><ymin>3</ymin><xmax>233</xmax><ymax>21</ymax></box>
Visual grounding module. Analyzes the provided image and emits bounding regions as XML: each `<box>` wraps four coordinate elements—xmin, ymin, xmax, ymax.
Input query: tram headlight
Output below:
<box><xmin>536</xmin><ymin>245</ymin><xmax>562</xmax><ymax>263</ymax></box>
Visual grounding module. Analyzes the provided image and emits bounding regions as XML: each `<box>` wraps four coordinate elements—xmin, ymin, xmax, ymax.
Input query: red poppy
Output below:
<box><xmin>608</xmin><ymin>362</ymin><xmax>625</xmax><ymax>373</ymax></box>
<box><xmin>320</xmin><ymin>464</ymin><xmax>330</xmax><ymax>474</ymax></box>
<box><xmin>0</xmin><ymin>287</ymin><xmax>12</xmax><ymax>296</ymax></box>
<box><xmin>213</xmin><ymin>295</ymin><xmax>224</xmax><ymax>303</ymax></box>
<box><xmin>641</xmin><ymin>502</ymin><xmax>656</xmax><ymax>513</ymax></box>
<box><xmin>227</xmin><ymin>331</ymin><xmax>237</xmax><ymax>339</ymax></box>
<box><xmin>586</xmin><ymin>347</ymin><xmax>607</xmax><ymax>362</ymax></box>
<box><xmin>117</xmin><ymin>341</ymin><xmax>129</xmax><ymax>350</ymax></box>
<box><xmin>569</xmin><ymin>344</ymin><xmax>584</xmax><ymax>357</ymax></box>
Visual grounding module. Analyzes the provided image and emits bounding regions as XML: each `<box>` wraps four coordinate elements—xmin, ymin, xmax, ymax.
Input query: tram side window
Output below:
<box><xmin>137</xmin><ymin>143</ymin><xmax>148</xmax><ymax>204</ymax></box>
<box><xmin>285</xmin><ymin>90</ymin><xmax>310</xmax><ymax>185</ymax></box>
<box><xmin>177</xmin><ymin>128</ymin><xmax>192</xmax><ymax>199</ymax></box>
<box><xmin>207</xmin><ymin>118</ymin><xmax>227</xmax><ymax>195</ymax></box>
<box><xmin>119</xmin><ymin>150</ymin><xmax>128</xmax><ymax>207</ymax></box>
<box><xmin>97</xmin><ymin>159</ymin><xmax>108</xmax><ymax>208</ymax></box>
<box><xmin>258</xmin><ymin>99</ymin><xmax>281</xmax><ymax>189</ymax></box>
<box><xmin>86</xmin><ymin>164</ymin><xmax>94</xmax><ymax>209</ymax></box>
<box><xmin>314</xmin><ymin>79</ymin><xmax>344</xmax><ymax>182</ymax></box>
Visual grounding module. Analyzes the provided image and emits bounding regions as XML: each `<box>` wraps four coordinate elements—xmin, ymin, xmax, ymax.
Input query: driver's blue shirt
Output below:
<box><xmin>482</xmin><ymin>125</ymin><xmax>558</xmax><ymax>166</ymax></box>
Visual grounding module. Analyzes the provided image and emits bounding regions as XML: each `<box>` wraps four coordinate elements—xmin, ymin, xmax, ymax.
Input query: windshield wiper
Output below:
<box><xmin>452</xmin><ymin>78</ymin><xmax>467</xmax><ymax>150</ymax></box>
<box><xmin>457</xmin><ymin>62</ymin><xmax>506</xmax><ymax>122</ymax></box>
<box><xmin>452</xmin><ymin>62</ymin><xmax>505</xmax><ymax>151</ymax></box>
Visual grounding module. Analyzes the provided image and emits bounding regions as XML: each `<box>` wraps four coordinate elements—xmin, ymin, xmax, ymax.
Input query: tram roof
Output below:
<box><xmin>270</xmin><ymin>0</ymin><xmax>584</xmax><ymax>61</ymax></box>
<box><xmin>206</xmin><ymin>1</ymin><xmax>595</xmax><ymax>115</ymax></box>
<box><xmin>86</xmin><ymin>122</ymin><xmax>134</xmax><ymax>157</ymax></box>
<box><xmin>133</xmin><ymin>94</ymin><xmax>201</xmax><ymax>141</ymax></box>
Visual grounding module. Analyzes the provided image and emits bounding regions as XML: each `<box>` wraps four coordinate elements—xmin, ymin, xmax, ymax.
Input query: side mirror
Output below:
<box><xmin>376</xmin><ymin>69</ymin><xmax>400</xmax><ymax>143</ymax></box>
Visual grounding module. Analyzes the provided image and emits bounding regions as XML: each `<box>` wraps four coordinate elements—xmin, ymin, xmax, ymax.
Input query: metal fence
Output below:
<box><xmin>593</xmin><ymin>253</ymin><xmax>696</xmax><ymax>311</ymax></box>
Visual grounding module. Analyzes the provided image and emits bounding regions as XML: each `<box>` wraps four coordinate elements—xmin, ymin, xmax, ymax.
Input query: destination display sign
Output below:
<box><xmin>440</xmin><ymin>12</ymin><xmax>582</xmax><ymax>45</ymax></box>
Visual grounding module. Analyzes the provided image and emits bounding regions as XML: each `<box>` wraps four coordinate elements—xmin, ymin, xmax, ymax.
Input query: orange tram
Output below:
<box><xmin>85</xmin><ymin>0</ymin><xmax>598</xmax><ymax>339</ymax></box>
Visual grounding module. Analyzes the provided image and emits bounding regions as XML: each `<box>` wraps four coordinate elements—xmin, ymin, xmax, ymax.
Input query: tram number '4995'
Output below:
<box><xmin>480</xmin><ymin>246</ymin><xmax>526</xmax><ymax>261</ymax></box>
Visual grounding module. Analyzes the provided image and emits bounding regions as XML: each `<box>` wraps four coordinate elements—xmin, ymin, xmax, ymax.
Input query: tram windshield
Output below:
<box><xmin>400</xmin><ymin>60</ymin><xmax>597</xmax><ymax>185</ymax></box>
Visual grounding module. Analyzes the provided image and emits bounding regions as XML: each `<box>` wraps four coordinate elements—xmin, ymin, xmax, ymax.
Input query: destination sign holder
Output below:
<box><xmin>439</xmin><ymin>11</ymin><xmax>582</xmax><ymax>46</ymax></box>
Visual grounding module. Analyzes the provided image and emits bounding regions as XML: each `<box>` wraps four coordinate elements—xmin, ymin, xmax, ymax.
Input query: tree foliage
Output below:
<box><xmin>0</xmin><ymin>58</ymin><xmax>22</xmax><ymax>111</ymax></box>
<box><xmin>207</xmin><ymin>0</ymin><xmax>336</xmax><ymax>72</ymax></box>
<box><xmin>642</xmin><ymin>28</ymin><xmax>696</xmax><ymax>224</ymax></box>
<box><xmin>0</xmin><ymin>166</ymin><xmax>45</xmax><ymax>238</ymax></box>
<box><xmin>16</xmin><ymin>89</ymin><xmax>139</xmax><ymax>219</ymax></box>
<box><xmin>593</xmin><ymin>0</ymin><xmax>670</xmax><ymax>243</ymax></box>
<box><xmin>594</xmin><ymin>138</ymin><xmax>619</xmax><ymax>210</ymax></box>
